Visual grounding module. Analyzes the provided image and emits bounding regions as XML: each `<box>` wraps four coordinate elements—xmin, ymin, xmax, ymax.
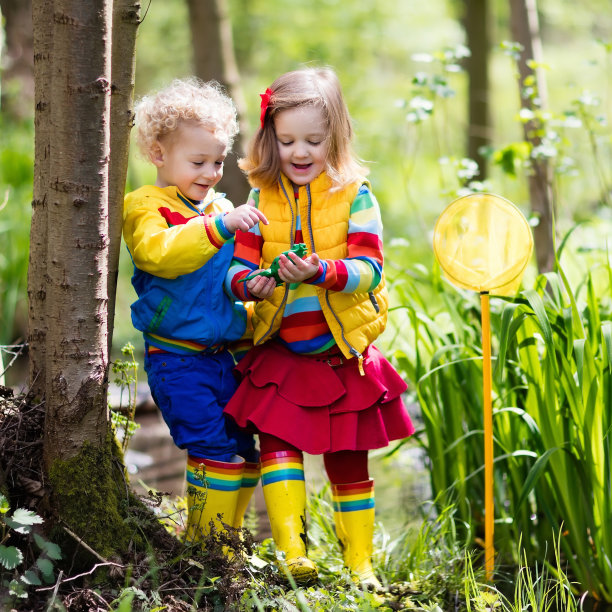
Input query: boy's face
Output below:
<box><xmin>153</xmin><ymin>121</ymin><xmax>228</xmax><ymax>201</ymax></box>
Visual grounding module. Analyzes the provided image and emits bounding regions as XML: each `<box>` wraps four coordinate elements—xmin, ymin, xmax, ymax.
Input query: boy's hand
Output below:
<box><xmin>277</xmin><ymin>252</ymin><xmax>320</xmax><ymax>284</ymax></box>
<box><xmin>224</xmin><ymin>204</ymin><xmax>268</xmax><ymax>233</ymax></box>
<box><xmin>246</xmin><ymin>274</ymin><xmax>277</xmax><ymax>299</ymax></box>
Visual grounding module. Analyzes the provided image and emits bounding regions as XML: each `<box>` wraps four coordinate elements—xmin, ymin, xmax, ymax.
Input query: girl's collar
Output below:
<box><xmin>278</xmin><ymin>171</ymin><xmax>332</xmax><ymax>195</ymax></box>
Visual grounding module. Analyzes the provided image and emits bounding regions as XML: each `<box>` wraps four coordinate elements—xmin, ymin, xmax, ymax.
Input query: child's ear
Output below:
<box><xmin>149</xmin><ymin>140</ymin><xmax>165</xmax><ymax>167</ymax></box>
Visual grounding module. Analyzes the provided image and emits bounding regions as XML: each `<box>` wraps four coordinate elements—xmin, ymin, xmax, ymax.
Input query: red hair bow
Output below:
<box><xmin>259</xmin><ymin>88</ymin><xmax>273</xmax><ymax>129</ymax></box>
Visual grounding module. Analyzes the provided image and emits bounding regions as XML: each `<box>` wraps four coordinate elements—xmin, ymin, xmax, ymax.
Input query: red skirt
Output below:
<box><xmin>224</xmin><ymin>342</ymin><xmax>415</xmax><ymax>454</ymax></box>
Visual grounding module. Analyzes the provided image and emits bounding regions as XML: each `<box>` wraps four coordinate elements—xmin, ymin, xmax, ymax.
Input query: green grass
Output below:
<box><xmin>386</xmin><ymin>217</ymin><xmax>612</xmax><ymax>602</ymax></box>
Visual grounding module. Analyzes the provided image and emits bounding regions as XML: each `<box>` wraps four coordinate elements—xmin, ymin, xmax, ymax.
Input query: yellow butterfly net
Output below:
<box><xmin>433</xmin><ymin>193</ymin><xmax>533</xmax><ymax>295</ymax></box>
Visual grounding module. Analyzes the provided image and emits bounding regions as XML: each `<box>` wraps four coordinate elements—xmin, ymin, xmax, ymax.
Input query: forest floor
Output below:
<box><xmin>0</xmin><ymin>385</ymin><xmax>290</xmax><ymax>611</ymax></box>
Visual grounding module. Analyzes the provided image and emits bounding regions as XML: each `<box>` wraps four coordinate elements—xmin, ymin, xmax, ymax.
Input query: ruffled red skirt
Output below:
<box><xmin>224</xmin><ymin>342</ymin><xmax>415</xmax><ymax>454</ymax></box>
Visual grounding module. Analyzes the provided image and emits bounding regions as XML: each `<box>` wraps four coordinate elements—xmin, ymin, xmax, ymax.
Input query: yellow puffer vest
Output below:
<box><xmin>252</xmin><ymin>172</ymin><xmax>389</xmax><ymax>365</ymax></box>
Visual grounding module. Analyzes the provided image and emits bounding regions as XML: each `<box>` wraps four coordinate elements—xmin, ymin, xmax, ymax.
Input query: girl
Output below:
<box><xmin>224</xmin><ymin>67</ymin><xmax>414</xmax><ymax>588</ymax></box>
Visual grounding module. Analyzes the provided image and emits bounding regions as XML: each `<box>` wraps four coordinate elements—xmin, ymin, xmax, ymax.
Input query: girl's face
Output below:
<box><xmin>153</xmin><ymin>121</ymin><xmax>227</xmax><ymax>201</ymax></box>
<box><xmin>274</xmin><ymin>106</ymin><xmax>328</xmax><ymax>186</ymax></box>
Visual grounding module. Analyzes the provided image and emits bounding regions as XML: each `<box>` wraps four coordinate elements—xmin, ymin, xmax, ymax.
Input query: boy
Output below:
<box><xmin>123</xmin><ymin>77</ymin><xmax>267</xmax><ymax>544</ymax></box>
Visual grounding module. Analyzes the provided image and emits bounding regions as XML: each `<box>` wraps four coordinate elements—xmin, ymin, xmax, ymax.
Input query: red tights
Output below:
<box><xmin>258</xmin><ymin>433</ymin><xmax>369</xmax><ymax>485</ymax></box>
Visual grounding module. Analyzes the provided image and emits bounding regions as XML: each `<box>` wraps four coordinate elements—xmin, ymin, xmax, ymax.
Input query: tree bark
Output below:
<box><xmin>107</xmin><ymin>0</ymin><xmax>140</xmax><ymax>357</ymax></box>
<box><xmin>186</xmin><ymin>0</ymin><xmax>250</xmax><ymax>204</ymax></box>
<box><xmin>28</xmin><ymin>0</ymin><xmax>144</xmax><ymax>561</ymax></box>
<box><xmin>0</xmin><ymin>0</ymin><xmax>34</xmax><ymax>117</ymax></box>
<box><xmin>510</xmin><ymin>0</ymin><xmax>555</xmax><ymax>273</ymax></box>
<box><xmin>44</xmin><ymin>0</ymin><xmax>113</xmax><ymax>465</ymax></box>
<box><xmin>28</xmin><ymin>0</ymin><xmax>52</xmax><ymax>398</ymax></box>
<box><xmin>464</xmin><ymin>0</ymin><xmax>491</xmax><ymax>179</ymax></box>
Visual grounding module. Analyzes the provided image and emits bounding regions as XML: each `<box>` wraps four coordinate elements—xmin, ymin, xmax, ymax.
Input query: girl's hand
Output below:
<box><xmin>246</xmin><ymin>273</ymin><xmax>277</xmax><ymax>299</ymax></box>
<box><xmin>277</xmin><ymin>252</ymin><xmax>320</xmax><ymax>284</ymax></box>
<box><xmin>224</xmin><ymin>204</ymin><xmax>268</xmax><ymax>233</ymax></box>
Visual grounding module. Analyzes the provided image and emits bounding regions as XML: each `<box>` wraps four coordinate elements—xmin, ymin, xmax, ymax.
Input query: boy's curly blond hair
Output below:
<box><xmin>134</xmin><ymin>77</ymin><xmax>239</xmax><ymax>158</ymax></box>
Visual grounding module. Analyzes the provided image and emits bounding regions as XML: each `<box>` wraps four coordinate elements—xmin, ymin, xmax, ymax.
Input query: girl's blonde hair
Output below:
<box><xmin>134</xmin><ymin>77</ymin><xmax>238</xmax><ymax>158</ymax></box>
<box><xmin>239</xmin><ymin>67</ymin><xmax>368</xmax><ymax>190</ymax></box>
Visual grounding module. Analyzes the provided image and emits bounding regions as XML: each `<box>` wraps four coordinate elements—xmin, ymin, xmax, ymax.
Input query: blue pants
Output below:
<box><xmin>144</xmin><ymin>348</ymin><xmax>257</xmax><ymax>462</ymax></box>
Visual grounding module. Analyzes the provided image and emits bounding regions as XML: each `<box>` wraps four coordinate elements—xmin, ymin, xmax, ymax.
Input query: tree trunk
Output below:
<box><xmin>28</xmin><ymin>0</ymin><xmax>52</xmax><ymax>398</ymax></box>
<box><xmin>464</xmin><ymin>0</ymin><xmax>491</xmax><ymax>179</ymax></box>
<box><xmin>0</xmin><ymin>0</ymin><xmax>34</xmax><ymax>117</ymax></box>
<box><xmin>107</xmin><ymin>0</ymin><xmax>141</xmax><ymax>358</ymax></box>
<box><xmin>44</xmin><ymin>0</ymin><xmax>113</xmax><ymax>464</ymax></box>
<box><xmin>509</xmin><ymin>0</ymin><xmax>555</xmax><ymax>273</ymax></box>
<box><xmin>28</xmin><ymin>0</ymin><xmax>143</xmax><ymax>562</ymax></box>
<box><xmin>186</xmin><ymin>0</ymin><xmax>250</xmax><ymax>204</ymax></box>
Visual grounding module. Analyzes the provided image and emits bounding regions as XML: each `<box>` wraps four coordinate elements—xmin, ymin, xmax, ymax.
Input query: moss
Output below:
<box><xmin>48</xmin><ymin>439</ymin><xmax>145</xmax><ymax>561</ymax></box>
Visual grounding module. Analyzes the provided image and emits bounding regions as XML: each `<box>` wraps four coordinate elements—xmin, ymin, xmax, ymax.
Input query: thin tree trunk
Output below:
<box><xmin>187</xmin><ymin>0</ymin><xmax>250</xmax><ymax>204</ymax></box>
<box><xmin>464</xmin><ymin>0</ymin><xmax>491</xmax><ymax>179</ymax></box>
<box><xmin>510</xmin><ymin>0</ymin><xmax>555</xmax><ymax>273</ymax></box>
<box><xmin>30</xmin><ymin>0</ymin><xmax>147</xmax><ymax>561</ymax></box>
<box><xmin>107</xmin><ymin>0</ymin><xmax>140</xmax><ymax>358</ymax></box>
<box><xmin>44</xmin><ymin>0</ymin><xmax>113</xmax><ymax>465</ymax></box>
<box><xmin>28</xmin><ymin>0</ymin><xmax>52</xmax><ymax>397</ymax></box>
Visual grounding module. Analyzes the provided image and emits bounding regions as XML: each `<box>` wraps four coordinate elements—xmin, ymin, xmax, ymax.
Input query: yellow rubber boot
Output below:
<box><xmin>232</xmin><ymin>461</ymin><xmax>261</xmax><ymax>529</ymax></box>
<box><xmin>185</xmin><ymin>455</ymin><xmax>244</xmax><ymax>543</ymax></box>
<box><xmin>261</xmin><ymin>451</ymin><xmax>318</xmax><ymax>585</ymax></box>
<box><xmin>332</xmin><ymin>480</ymin><xmax>382</xmax><ymax>591</ymax></box>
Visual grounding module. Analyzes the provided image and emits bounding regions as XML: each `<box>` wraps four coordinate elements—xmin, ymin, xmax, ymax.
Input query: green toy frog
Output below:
<box><xmin>239</xmin><ymin>243</ymin><xmax>308</xmax><ymax>286</ymax></box>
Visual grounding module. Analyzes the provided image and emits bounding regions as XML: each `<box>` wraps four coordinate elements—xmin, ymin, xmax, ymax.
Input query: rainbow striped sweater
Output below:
<box><xmin>123</xmin><ymin>184</ymin><xmax>248</xmax><ymax>354</ymax></box>
<box><xmin>225</xmin><ymin>177</ymin><xmax>385</xmax><ymax>355</ymax></box>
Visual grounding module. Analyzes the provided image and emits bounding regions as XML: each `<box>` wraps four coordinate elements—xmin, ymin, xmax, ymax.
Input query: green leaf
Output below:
<box><xmin>515</xmin><ymin>447</ymin><xmax>560</xmax><ymax>511</ymax></box>
<box><xmin>7</xmin><ymin>508</ymin><xmax>44</xmax><ymax>533</ymax></box>
<box><xmin>21</xmin><ymin>568</ymin><xmax>42</xmax><ymax>586</ymax></box>
<box><xmin>602</xmin><ymin>322</ymin><xmax>612</xmax><ymax>373</ymax></box>
<box><xmin>36</xmin><ymin>557</ymin><xmax>55</xmax><ymax>582</ymax></box>
<box><xmin>9</xmin><ymin>578</ymin><xmax>28</xmax><ymax>598</ymax></box>
<box><xmin>0</xmin><ymin>544</ymin><xmax>24</xmax><ymax>569</ymax></box>
<box><xmin>0</xmin><ymin>493</ymin><xmax>9</xmax><ymax>515</ymax></box>
<box><xmin>33</xmin><ymin>533</ymin><xmax>62</xmax><ymax>560</ymax></box>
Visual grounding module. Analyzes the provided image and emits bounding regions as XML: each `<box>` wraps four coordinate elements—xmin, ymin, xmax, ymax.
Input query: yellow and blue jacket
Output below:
<box><xmin>123</xmin><ymin>184</ymin><xmax>248</xmax><ymax>354</ymax></box>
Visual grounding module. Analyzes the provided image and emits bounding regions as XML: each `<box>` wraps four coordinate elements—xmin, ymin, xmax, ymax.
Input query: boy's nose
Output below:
<box><xmin>200</xmin><ymin>164</ymin><xmax>219</xmax><ymax>180</ymax></box>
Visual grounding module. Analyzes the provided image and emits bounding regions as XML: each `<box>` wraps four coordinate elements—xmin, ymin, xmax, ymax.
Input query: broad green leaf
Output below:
<box><xmin>7</xmin><ymin>507</ymin><xmax>44</xmax><ymax>531</ymax></box>
<box><xmin>0</xmin><ymin>544</ymin><xmax>23</xmax><ymax>569</ymax></box>
<box><xmin>33</xmin><ymin>533</ymin><xmax>62</xmax><ymax>560</ymax></box>
<box><xmin>21</xmin><ymin>568</ymin><xmax>42</xmax><ymax>586</ymax></box>
<box><xmin>523</xmin><ymin>289</ymin><xmax>555</xmax><ymax>360</ymax></box>
<box><xmin>36</xmin><ymin>557</ymin><xmax>55</xmax><ymax>583</ymax></box>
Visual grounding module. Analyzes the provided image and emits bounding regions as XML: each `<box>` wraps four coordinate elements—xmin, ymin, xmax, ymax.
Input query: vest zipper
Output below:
<box><xmin>255</xmin><ymin>177</ymin><xmax>295</xmax><ymax>346</ymax></box>
<box><xmin>305</xmin><ymin>184</ymin><xmax>365</xmax><ymax>376</ymax></box>
<box><xmin>323</xmin><ymin>290</ymin><xmax>365</xmax><ymax>375</ymax></box>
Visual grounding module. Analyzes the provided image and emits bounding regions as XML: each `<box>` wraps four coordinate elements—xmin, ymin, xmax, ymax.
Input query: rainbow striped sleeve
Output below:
<box><xmin>203</xmin><ymin>213</ymin><xmax>233</xmax><ymax>250</ymax></box>
<box><xmin>306</xmin><ymin>185</ymin><xmax>383</xmax><ymax>293</ymax></box>
<box><xmin>225</xmin><ymin>191</ymin><xmax>264</xmax><ymax>301</ymax></box>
